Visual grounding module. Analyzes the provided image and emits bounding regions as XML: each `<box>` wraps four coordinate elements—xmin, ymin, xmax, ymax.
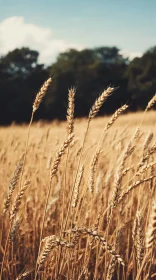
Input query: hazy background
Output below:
<box><xmin>0</xmin><ymin>0</ymin><xmax>155</xmax><ymax>124</ymax></box>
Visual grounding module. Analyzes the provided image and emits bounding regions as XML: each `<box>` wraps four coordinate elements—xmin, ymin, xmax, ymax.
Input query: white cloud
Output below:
<box><xmin>0</xmin><ymin>17</ymin><xmax>143</xmax><ymax>65</ymax></box>
<box><xmin>0</xmin><ymin>16</ymin><xmax>83</xmax><ymax>64</ymax></box>
<box><xmin>120</xmin><ymin>50</ymin><xmax>142</xmax><ymax>60</ymax></box>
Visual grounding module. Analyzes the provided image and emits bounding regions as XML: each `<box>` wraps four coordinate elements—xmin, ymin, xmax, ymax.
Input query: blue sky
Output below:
<box><xmin>0</xmin><ymin>0</ymin><xmax>155</xmax><ymax>64</ymax></box>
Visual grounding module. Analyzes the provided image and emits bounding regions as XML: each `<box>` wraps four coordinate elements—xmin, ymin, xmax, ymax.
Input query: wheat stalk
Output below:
<box><xmin>106</xmin><ymin>230</ymin><xmax>121</xmax><ymax>280</ymax></box>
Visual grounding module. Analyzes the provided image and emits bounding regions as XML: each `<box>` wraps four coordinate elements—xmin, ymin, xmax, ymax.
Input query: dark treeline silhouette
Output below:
<box><xmin>0</xmin><ymin>46</ymin><xmax>156</xmax><ymax>124</ymax></box>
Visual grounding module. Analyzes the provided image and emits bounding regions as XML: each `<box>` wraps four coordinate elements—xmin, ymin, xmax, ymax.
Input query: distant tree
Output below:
<box><xmin>0</xmin><ymin>48</ymin><xmax>48</xmax><ymax>124</ymax></box>
<box><xmin>126</xmin><ymin>46</ymin><xmax>156</xmax><ymax>110</ymax></box>
<box><xmin>48</xmin><ymin>47</ymin><xmax>129</xmax><ymax>119</ymax></box>
<box><xmin>0</xmin><ymin>45</ymin><xmax>155</xmax><ymax>124</ymax></box>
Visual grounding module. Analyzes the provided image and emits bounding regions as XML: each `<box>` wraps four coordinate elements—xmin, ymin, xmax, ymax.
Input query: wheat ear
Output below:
<box><xmin>118</xmin><ymin>176</ymin><xmax>156</xmax><ymax>204</ymax></box>
<box><xmin>89</xmin><ymin>87</ymin><xmax>115</xmax><ymax>120</ymax></box>
<box><xmin>51</xmin><ymin>133</ymin><xmax>74</xmax><ymax>179</ymax></box>
<box><xmin>88</xmin><ymin>149</ymin><xmax>101</xmax><ymax>194</ymax></box>
<box><xmin>65</xmin><ymin>227</ymin><xmax>124</xmax><ymax>265</ymax></box>
<box><xmin>146</xmin><ymin>201</ymin><xmax>156</xmax><ymax>249</ymax></box>
<box><xmin>3</xmin><ymin>156</ymin><xmax>24</xmax><ymax>215</ymax></box>
<box><xmin>104</xmin><ymin>104</ymin><xmax>128</xmax><ymax>132</ymax></box>
<box><xmin>146</xmin><ymin>93</ymin><xmax>156</xmax><ymax>111</ymax></box>
<box><xmin>38</xmin><ymin>236</ymin><xmax>74</xmax><ymax>269</ymax></box>
<box><xmin>67</xmin><ymin>87</ymin><xmax>75</xmax><ymax>135</ymax></box>
<box><xmin>72</xmin><ymin>165</ymin><xmax>84</xmax><ymax>208</ymax></box>
<box><xmin>32</xmin><ymin>77</ymin><xmax>52</xmax><ymax>113</ymax></box>
<box><xmin>133</xmin><ymin>211</ymin><xmax>144</xmax><ymax>268</ymax></box>
<box><xmin>10</xmin><ymin>180</ymin><xmax>30</xmax><ymax>220</ymax></box>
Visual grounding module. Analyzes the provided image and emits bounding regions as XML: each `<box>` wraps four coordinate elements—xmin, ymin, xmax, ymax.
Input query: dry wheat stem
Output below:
<box><xmin>106</xmin><ymin>230</ymin><xmax>121</xmax><ymax>280</ymax></box>
<box><xmin>66</xmin><ymin>87</ymin><xmax>115</xmax><ymax>229</ymax></box>
<box><xmin>107</xmin><ymin>127</ymin><xmax>139</xmax><ymax>221</ymax></box>
<box><xmin>35</xmin><ymin>134</ymin><xmax>74</xmax><ymax>280</ymax></box>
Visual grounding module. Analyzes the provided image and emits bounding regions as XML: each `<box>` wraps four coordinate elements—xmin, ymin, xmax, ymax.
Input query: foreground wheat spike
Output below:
<box><xmin>118</xmin><ymin>176</ymin><xmax>156</xmax><ymax>204</ymax></box>
<box><xmin>72</xmin><ymin>165</ymin><xmax>84</xmax><ymax>208</ymax></box>
<box><xmin>89</xmin><ymin>87</ymin><xmax>115</xmax><ymax>120</ymax></box>
<box><xmin>65</xmin><ymin>227</ymin><xmax>124</xmax><ymax>265</ymax></box>
<box><xmin>104</xmin><ymin>104</ymin><xmax>128</xmax><ymax>132</ymax></box>
<box><xmin>9</xmin><ymin>215</ymin><xmax>20</xmax><ymax>243</ymax></box>
<box><xmin>137</xmin><ymin>162</ymin><xmax>156</xmax><ymax>176</ymax></box>
<box><xmin>88</xmin><ymin>149</ymin><xmax>101</xmax><ymax>194</ymax></box>
<box><xmin>146</xmin><ymin>93</ymin><xmax>156</xmax><ymax>110</ymax></box>
<box><xmin>133</xmin><ymin>211</ymin><xmax>144</xmax><ymax>268</ymax></box>
<box><xmin>50</xmin><ymin>133</ymin><xmax>74</xmax><ymax>179</ymax></box>
<box><xmin>38</xmin><ymin>235</ymin><xmax>74</xmax><ymax>268</ymax></box>
<box><xmin>32</xmin><ymin>77</ymin><xmax>52</xmax><ymax>113</ymax></box>
<box><xmin>16</xmin><ymin>267</ymin><xmax>34</xmax><ymax>280</ymax></box>
<box><xmin>139</xmin><ymin>143</ymin><xmax>156</xmax><ymax>168</ymax></box>
<box><xmin>3</xmin><ymin>156</ymin><xmax>24</xmax><ymax>215</ymax></box>
<box><xmin>67</xmin><ymin>87</ymin><xmax>75</xmax><ymax>135</ymax></box>
<box><xmin>143</xmin><ymin>132</ymin><xmax>153</xmax><ymax>156</ymax></box>
<box><xmin>146</xmin><ymin>201</ymin><xmax>156</xmax><ymax>249</ymax></box>
<box><xmin>10</xmin><ymin>180</ymin><xmax>30</xmax><ymax>220</ymax></box>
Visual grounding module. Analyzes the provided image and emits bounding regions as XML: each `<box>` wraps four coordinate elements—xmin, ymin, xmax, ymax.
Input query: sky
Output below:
<box><xmin>0</xmin><ymin>0</ymin><xmax>155</xmax><ymax>64</ymax></box>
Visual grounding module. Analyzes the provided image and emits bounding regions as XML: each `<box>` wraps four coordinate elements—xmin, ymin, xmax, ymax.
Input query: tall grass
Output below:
<box><xmin>0</xmin><ymin>81</ymin><xmax>155</xmax><ymax>280</ymax></box>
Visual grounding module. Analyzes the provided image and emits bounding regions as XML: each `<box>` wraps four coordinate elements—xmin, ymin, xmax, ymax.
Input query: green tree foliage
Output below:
<box><xmin>0</xmin><ymin>48</ymin><xmax>48</xmax><ymax>124</ymax></box>
<box><xmin>126</xmin><ymin>46</ymin><xmax>156</xmax><ymax>110</ymax></box>
<box><xmin>0</xmin><ymin>46</ymin><xmax>155</xmax><ymax>124</ymax></box>
<box><xmin>48</xmin><ymin>47</ymin><xmax>129</xmax><ymax>119</ymax></box>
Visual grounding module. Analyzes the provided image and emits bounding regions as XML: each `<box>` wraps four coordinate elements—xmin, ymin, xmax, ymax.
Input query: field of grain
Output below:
<box><xmin>0</xmin><ymin>84</ymin><xmax>156</xmax><ymax>280</ymax></box>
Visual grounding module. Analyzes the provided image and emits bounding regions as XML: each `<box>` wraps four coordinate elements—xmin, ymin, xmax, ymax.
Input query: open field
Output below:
<box><xmin>0</xmin><ymin>107</ymin><xmax>156</xmax><ymax>279</ymax></box>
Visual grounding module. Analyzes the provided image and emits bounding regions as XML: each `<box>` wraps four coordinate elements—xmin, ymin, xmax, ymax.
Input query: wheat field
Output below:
<box><xmin>0</xmin><ymin>82</ymin><xmax>156</xmax><ymax>280</ymax></box>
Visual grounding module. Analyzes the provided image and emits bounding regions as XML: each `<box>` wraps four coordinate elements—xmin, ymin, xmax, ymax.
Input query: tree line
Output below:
<box><xmin>0</xmin><ymin>46</ymin><xmax>156</xmax><ymax>124</ymax></box>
